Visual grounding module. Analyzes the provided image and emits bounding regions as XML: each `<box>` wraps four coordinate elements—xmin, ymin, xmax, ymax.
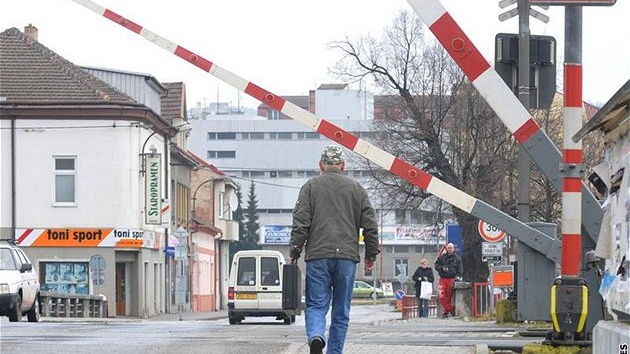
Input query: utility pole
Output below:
<box><xmin>516</xmin><ymin>0</ymin><xmax>531</xmax><ymax>223</ymax></box>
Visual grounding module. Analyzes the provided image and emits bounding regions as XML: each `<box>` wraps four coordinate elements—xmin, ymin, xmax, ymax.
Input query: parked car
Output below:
<box><xmin>352</xmin><ymin>280</ymin><xmax>384</xmax><ymax>299</ymax></box>
<box><xmin>0</xmin><ymin>240</ymin><xmax>40</xmax><ymax>322</ymax></box>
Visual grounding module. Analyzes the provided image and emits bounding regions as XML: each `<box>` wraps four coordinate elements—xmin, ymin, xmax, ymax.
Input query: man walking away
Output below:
<box><xmin>434</xmin><ymin>243</ymin><xmax>462</xmax><ymax>318</ymax></box>
<box><xmin>289</xmin><ymin>145</ymin><xmax>380</xmax><ymax>354</ymax></box>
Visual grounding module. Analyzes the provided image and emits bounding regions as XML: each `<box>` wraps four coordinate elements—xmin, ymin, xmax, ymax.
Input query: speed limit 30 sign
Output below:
<box><xmin>478</xmin><ymin>220</ymin><xmax>506</xmax><ymax>242</ymax></box>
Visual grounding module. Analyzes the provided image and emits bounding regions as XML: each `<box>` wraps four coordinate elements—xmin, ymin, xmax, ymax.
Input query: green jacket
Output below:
<box><xmin>290</xmin><ymin>169</ymin><xmax>379</xmax><ymax>262</ymax></box>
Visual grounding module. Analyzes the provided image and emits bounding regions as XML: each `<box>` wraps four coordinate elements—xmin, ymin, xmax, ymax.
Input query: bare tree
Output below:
<box><xmin>330</xmin><ymin>10</ymin><xmax>518</xmax><ymax>282</ymax></box>
<box><xmin>331</xmin><ymin>10</ymin><xmax>606</xmax><ymax>283</ymax></box>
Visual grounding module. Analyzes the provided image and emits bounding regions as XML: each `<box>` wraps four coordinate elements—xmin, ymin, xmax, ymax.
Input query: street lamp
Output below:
<box><xmin>191</xmin><ymin>179</ymin><xmax>215</xmax><ymax>221</ymax></box>
<box><xmin>140</xmin><ymin>130</ymin><xmax>161</xmax><ymax>175</ymax></box>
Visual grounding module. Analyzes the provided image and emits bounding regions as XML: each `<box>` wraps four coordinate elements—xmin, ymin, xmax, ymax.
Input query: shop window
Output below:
<box><xmin>41</xmin><ymin>261</ymin><xmax>89</xmax><ymax>294</ymax></box>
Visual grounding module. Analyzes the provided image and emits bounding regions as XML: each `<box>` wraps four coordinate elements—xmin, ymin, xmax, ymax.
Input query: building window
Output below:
<box><xmin>393</xmin><ymin>245</ymin><xmax>409</xmax><ymax>253</ymax></box>
<box><xmin>208</xmin><ymin>132</ymin><xmax>236</xmax><ymax>140</ymax></box>
<box><xmin>277</xmin><ymin>132</ymin><xmax>293</xmax><ymax>140</ymax></box>
<box><xmin>176</xmin><ymin>183</ymin><xmax>189</xmax><ymax>226</ymax></box>
<box><xmin>267</xmin><ymin>110</ymin><xmax>280</xmax><ymax>120</ymax></box>
<box><xmin>360</xmin><ymin>132</ymin><xmax>373</xmax><ymax>140</ymax></box>
<box><xmin>395</xmin><ymin>209</ymin><xmax>422</xmax><ymax>224</ymax></box>
<box><xmin>54</xmin><ymin>156</ymin><xmax>76</xmax><ymax>204</ymax></box>
<box><xmin>296</xmin><ymin>132</ymin><xmax>318</xmax><ymax>139</ymax></box>
<box><xmin>278</xmin><ymin>171</ymin><xmax>293</xmax><ymax>178</ymax></box>
<box><xmin>218</xmin><ymin>192</ymin><xmax>225</xmax><ymax>219</ymax></box>
<box><xmin>268</xmin><ymin>171</ymin><xmax>293</xmax><ymax>178</ymax></box>
<box><xmin>409</xmin><ymin>210</ymin><xmax>421</xmax><ymax>224</ymax></box>
<box><xmin>217</xmin><ymin>132</ymin><xmax>236</xmax><ymax>140</ymax></box>
<box><xmin>207</xmin><ymin>150</ymin><xmax>236</xmax><ymax>159</ymax></box>
<box><xmin>250</xmin><ymin>171</ymin><xmax>265</xmax><ymax>178</ymax></box>
<box><xmin>242</xmin><ymin>132</ymin><xmax>265</xmax><ymax>140</ymax></box>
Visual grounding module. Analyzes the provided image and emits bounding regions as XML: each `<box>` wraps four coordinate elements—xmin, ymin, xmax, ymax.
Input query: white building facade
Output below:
<box><xmin>1</xmin><ymin>26</ymin><xmax>181</xmax><ymax>317</ymax></box>
<box><xmin>188</xmin><ymin>85</ymin><xmax>449</xmax><ymax>290</ymax></box>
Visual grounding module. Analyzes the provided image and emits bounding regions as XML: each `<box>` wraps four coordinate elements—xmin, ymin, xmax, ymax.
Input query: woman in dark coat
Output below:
<box><xmin>412</xmin><ymin>258</ymin><xmax>435</xmax><ymax>317</ymax></box>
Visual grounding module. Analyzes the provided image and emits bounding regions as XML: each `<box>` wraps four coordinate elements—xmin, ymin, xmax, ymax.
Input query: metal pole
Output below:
<box><xmin>516</xmin><ymin>0</ymin><xmax>531</xmax><ymax>223</ymax></box>
<box><xmin>489</xmin><ymin>263</ymin><xmax>495</xmax><ymax>314</ymax></box>
<box><xmin>561</xmin><ymin>6</ymin><xmax>583</xmax><ymax>277</ymax></box>
<box><xmin>548</xmin><ymin>6</ymin><xmax>588</xmax><ymax>341</ymax></box>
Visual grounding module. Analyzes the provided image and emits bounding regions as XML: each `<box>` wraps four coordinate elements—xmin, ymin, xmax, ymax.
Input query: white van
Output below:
<box><xmin>227</xmin><ymin>250</ymin><xmax>300</xmax><ymax>325</ymax></box>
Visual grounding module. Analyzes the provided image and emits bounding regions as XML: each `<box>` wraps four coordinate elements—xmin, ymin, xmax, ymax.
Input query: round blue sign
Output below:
<box><xmin>395</xmin><ymin>290</ymin><xmax>405</xmax><ymax>300</ymax></box>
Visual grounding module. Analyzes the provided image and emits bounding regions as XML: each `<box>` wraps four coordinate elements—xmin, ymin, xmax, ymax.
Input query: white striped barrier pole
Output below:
<box><xmin>561</xmin><ymin>8</ymin><xmax>583</xmax><ymax>277</ymax></box>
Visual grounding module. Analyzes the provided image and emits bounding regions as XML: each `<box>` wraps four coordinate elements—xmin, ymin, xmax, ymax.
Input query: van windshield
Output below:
<box><xmin>237</xmin><ymin>257</ymin><xmax>256</xmax><ymax>286</ymax></box>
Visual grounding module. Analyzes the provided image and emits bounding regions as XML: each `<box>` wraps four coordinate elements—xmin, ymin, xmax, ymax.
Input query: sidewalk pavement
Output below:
<box><xmin>174</xmin><ymin>310</ymin><xmax>489</xmax><ymax>354</ymax></box>
<box><xmin>148</xmin><ymin>309</ymin><xmax>229</xmax><ymax>322</ymax></box>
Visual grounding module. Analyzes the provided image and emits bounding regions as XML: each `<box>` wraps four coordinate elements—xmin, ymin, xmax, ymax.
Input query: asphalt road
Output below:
<box><xmin>0</xmin><ymin>304</ymin><xmax>544</xmax><ymax>354</ymax></box>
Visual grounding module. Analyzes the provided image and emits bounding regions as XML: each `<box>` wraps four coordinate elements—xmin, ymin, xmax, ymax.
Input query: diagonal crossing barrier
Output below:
<box><xmin>68</xmin><ymin>0</ymin><xmax>560</xmax><ymax>261</ymax></box>
<box><xmin>406</xmin><ymin>0</ymin><xmax>601</xmax><ymax>243</ymax></box>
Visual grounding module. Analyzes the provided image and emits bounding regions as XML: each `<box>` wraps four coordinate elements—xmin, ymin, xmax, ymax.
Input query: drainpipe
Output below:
<box><xmin>11</xmin><ymin>117</ymin><xmax>16</xmax><ymax>241</ymax></box>
<box><xmin>163</xmin><ymin>133</ymin><xmax>170</xmax><ymax>313</ymax></box>
<box><xmin>214</xmin><ymin>180</ymin><xmax>219</xmax><ymax>310</ymax></box>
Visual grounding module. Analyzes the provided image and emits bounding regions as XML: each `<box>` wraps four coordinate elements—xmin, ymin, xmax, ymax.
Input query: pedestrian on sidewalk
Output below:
<box><xmin>412</xmin><ymin>258</ymin><xmax>434</xmax><ymax>318</ymax></box>
<box><xmin>435</xmin><ymin>243</ymin><xmax>462</xmax><ymax>318</ymax></box>
<box><xmin>289</xmin><ymin>145</ymin><xmax>380</xmax><ymax>354</ymax></box>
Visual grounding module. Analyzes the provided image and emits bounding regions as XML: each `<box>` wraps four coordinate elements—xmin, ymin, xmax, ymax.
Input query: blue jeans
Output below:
<box><xmin>305</xmin><ymin>258</ymin><xmax>356</xmax><ymax>354</ymax></box>
<box><xmin>418</xmin><ymin>298</ymin><xmax>429</xmax><ymax>317</ymax></box>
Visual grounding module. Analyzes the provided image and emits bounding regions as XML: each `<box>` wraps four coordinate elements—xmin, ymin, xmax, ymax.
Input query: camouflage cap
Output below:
<box><xmin>320</xmin><ymin>145</ymin><xmax>345</xmax><ymax>165</ymax></box>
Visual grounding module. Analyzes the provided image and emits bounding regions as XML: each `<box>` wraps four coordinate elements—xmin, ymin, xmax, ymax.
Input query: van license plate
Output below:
<box><xmin>236</xmin><ymin>292</ymin><xmax>257</xmax><ymax>300</ymax></box>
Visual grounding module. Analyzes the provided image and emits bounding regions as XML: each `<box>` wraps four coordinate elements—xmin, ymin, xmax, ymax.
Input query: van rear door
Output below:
<box><xmin>234</xmin><ymin>256</ymin><xmax>258</xmax><ymax>309</ymax></box>
<box><xmin>258</xmin><ymin>255</ymin><xmax>283</xmax><ymax>309</ymax></box>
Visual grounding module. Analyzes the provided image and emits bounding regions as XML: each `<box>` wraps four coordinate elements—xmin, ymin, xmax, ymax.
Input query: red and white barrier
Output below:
<box><xmin>67</xmin><ymin>0</ymin><xmax>560</xmax><ymax>259</ymax></box>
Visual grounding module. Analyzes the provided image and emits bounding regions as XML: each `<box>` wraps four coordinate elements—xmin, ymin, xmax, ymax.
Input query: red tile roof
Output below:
<box><xmin>0</xmin><ymin>27</ymin><xmax>134</xmax><ymax>103</ymax></box>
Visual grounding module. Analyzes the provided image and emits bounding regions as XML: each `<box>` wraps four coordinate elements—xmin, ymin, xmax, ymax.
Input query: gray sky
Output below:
<box><xmin>2</xmin><ymin>0</ymin><xmax>628</xmax><ymax>109</ymax></box>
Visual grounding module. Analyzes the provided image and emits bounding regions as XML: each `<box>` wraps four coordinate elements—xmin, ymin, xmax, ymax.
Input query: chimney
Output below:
<box><xmin>24</xmin><ymin>24</ymin><xmax>38</xmax><ymax>45</ymax></box>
